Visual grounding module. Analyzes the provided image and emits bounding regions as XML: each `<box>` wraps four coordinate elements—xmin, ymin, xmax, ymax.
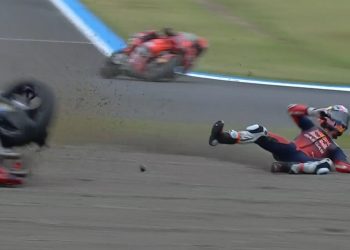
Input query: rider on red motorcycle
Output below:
<box><xmin>119</xmin><ymin>28</ymin><xmax>208</xmax><ymax>73</ymax></box>
<box><xmin>122</xmin><ymin>30</ymin><xmax>160</xmax><ymax>56</ymax></box>
<box><xmin>209</xmin><ymin>104</ymin><xmax>350</xmax><ymax>175</ymax></box>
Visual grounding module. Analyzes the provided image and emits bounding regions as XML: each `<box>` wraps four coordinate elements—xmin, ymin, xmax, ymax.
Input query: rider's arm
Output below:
<box><xmin>329</xmin><ymin>147</ymin><xmax>350</xmax><ymax>173</ymax></box>
<box><xmin>287</xmin><ymin>104</ymin><xmax>315</xmax><ymax>130</ymax></box>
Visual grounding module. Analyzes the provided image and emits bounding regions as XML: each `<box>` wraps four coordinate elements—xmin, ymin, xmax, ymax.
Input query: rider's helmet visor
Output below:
<box><xmin>328</xmin><ymin>110</ymin><xmax>349</xmax><ymax>129</ymax></box>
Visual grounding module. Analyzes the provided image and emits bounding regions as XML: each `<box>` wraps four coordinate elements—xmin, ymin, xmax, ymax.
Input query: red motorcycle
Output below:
<box><xmin>100</xmin><ymin>37</ymin><xmax>183</xmax><ymax>81</ymax></box>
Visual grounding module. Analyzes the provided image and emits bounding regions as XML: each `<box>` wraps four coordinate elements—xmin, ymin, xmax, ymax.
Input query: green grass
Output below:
<box><xmin>51</xmin><ymin>115</ymin><xmax>209</xmax><ymax>145</ymax></box>
<box><xmin>51</xmin><ymin>116</ymin><xmax>350</xmax><ymax>150</ymax></box>
<box><xmin>82</xmin><ymin>0</ymin><xmax>350</xmax><ymax>84</ymax></box>
<box><xmin>50</xmin><ymin>115</ymin><xmax>219</xmax><ymax>155</ymax></box>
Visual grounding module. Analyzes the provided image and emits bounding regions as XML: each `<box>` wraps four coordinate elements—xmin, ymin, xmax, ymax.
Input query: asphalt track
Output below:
<box><xmin>1</xmin><ymin>1</ymin><xmax>350</xmax><ymax>249</ymax></box>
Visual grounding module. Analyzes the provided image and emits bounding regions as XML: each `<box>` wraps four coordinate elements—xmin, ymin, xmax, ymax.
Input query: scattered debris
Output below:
<box><xmin>139</xmin><ymin>164</ymin><xmax>146</xmax><ymax>172</ymax></box>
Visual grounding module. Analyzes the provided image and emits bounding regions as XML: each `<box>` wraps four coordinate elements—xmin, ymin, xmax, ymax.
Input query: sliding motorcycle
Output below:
<box><xmin>0</xmin><ymin>80</ymin><xmax>56</xmax><ymax>186</ymax></box>
<box><xmin>100</xmin><ymin>38</ymin><xmax>183</xmax><ymax>82</ymax></box>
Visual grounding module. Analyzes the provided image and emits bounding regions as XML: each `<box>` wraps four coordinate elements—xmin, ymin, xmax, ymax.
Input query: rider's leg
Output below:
<box><xmin>209</xmin><ymin>120</ymin><xmax>268</xmax><ymax>146</ymax></box>
<box><xmin>127</xmin><ymin>45</ymin><xmax>152</xmax><ymax>76</ymax></box>
<box><xmin>252</xmin><ymin>133</ymin><xmax>333</xmax><ymax>174</ymax></box>
<box><xmin>209</xmin><ymin>121</ymin><xmax>332</xmax><ymax>174</ymax></box>
<box><xmin>271</xmin><ymin>158</ymin><xmax>333</xmax><ymax>175</ymax></box>
<box><xmin>211</xmin><ymin>122</ymin><xmax>298</xmax><ymax>161</ymax></box>
<box><xmin>288</xmin><ymin>158</ymin><xmax>333</xmax><ymax>175</ymax></box>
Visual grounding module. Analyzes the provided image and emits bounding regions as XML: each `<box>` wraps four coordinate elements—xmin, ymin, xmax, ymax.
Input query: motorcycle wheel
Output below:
<box><xmin>1</xmin><ymin>80</ymin><xmax>56</xmax><ymax>147</ymax></box>
<box><xmin>143</xmin><ymin>55</ymin><xmax>182</xmax><ymax>82</ymax></box>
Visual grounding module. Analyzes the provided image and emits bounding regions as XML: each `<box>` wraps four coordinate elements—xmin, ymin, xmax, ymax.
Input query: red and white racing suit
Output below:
<box><xmin>254</xmin><ymin>104</ymin><xmax>350</xmax><ymax>173</ymax></box>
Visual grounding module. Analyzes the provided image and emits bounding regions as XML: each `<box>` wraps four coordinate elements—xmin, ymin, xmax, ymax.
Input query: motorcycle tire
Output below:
<box><xmin>143</xmin><ymin>55</ymin><xmax>182</xmax><ymax>82</ymax></box>
<box><xmin>0</xmin><ymin>79</ymin><xmax>56</xmax><ymax>148</ymax></box>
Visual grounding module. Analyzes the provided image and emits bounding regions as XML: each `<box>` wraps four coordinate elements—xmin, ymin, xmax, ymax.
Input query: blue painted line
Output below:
<box><xmin>61</xmin><ymin>0</ymin><xmax>126</xmax><ymax>51</ymax></box>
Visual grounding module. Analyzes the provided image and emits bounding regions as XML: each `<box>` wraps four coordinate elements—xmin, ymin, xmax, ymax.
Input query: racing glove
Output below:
<box><xmin>307</xmin><ymin>107</ymin><xmax>329</xmax><ymax>118</ymax></box>
<box><xmin>288</xmin><ymin>104</ymin><xmax>327</xmax><ymax>118</ymax></box>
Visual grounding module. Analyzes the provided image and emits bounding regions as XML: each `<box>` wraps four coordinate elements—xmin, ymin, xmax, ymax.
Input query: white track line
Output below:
<box><xmin>0</xmin><ymin>37</ymin><xmax>91</xmax><ymax>44</ymax></box>
<box><xmin>187</xmin><ymin>72</ymin><xmax>350</xmax><ymax>92</ymax></box>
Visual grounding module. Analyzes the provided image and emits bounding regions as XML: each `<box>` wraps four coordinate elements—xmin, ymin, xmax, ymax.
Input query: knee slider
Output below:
<box><xmin>246</xmin><ymin>124</ymin><xmax>268</xmax><ymax>139</ymax></box>
<box><xmin>238</xmin><ymin>124</ymin><xmax>268</xmax><ymax>143</ymax></box>
<box><xmin>246</xmin><ymin>124</ymin><xmax>268</xmax><ymax>135</ymax></box>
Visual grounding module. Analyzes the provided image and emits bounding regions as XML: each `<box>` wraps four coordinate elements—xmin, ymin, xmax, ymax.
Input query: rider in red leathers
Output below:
<box><xmin>118</xmin><ymin>28</ymin><xmax>207</xmax><ymax>73</ymax></box>
<box><xmin>122</xmin><ymin>30</ymin><xmax>160</xmax><ymax>56</ymax></box>
<box><xmin>209</xmin><ymin>104</ymin><xmax>350</xmax><ymax>175</ymax></box>
<box><xmin>167</xmin><ymin>30</ymin><xmax>208</xmax><ymax>73</ymax></box>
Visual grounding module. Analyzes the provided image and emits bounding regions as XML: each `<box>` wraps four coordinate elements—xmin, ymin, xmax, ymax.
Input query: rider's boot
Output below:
<box><xmin>209</xmin><ymin>122</ymin><xmax>268</xmax><ymax>146</ymax></box>
<box><xmin>209</xmin><ymin>120</ymin><xmax>224</xmax><ymax>146</ymax></box>
<box><xmin>289</xmin><ymin>158</ymin><xmax>333</xmax><ymax>175</ymax></box>
<box><xmin>209</xmin><ymin>120</ymin><xmax>240</xmax><ymax>145</ymax></box>
<box><xmin>271</xmin><ymin>162</ymin><xmax>292</xmax><ymax>173</ymax></box>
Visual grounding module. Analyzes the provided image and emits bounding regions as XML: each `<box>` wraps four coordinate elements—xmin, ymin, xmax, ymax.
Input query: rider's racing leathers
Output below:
<box><xmin>210</xmin><ymin>104</ymin><xmax>350</xmax><ymax>174</ymax></box>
